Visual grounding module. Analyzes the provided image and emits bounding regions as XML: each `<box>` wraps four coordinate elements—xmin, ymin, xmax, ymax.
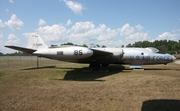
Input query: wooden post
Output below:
<box><xmin>37</xmin><ymin>56</ymin><xmax>39</xmax><ymax>68</ymax></box>
<box><xmin>31</xmin><ymin>56</ymin><xmax>32</xmax><ymax>67</ymax></box>
<box><xmin>20</xmin><ymin>55</ymin><xmax>22</xmax><ymax>67</ymax></box>
<box><xmin>7</xmin><ymin>56</ymin><xmax>9</xmax><ymax>68</ymax></box>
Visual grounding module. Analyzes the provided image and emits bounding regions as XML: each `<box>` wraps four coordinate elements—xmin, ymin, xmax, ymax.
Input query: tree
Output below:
<box><xmin>82</xmin><ymin>44</ymin><xmax>88</xmax><ymax>47</ymax></box>
<box><xmin>126</xmin><ymin>43</ymin><xmax>132</xmax><ymax>47</ymax></box>
<box><xmin>126</xmin><ymin>39</ymin><xmax>180</xmax><ymax>54</ymax></box>
<box><xmin>61</xmin><ymin>42</ymin><xmax>74</xmax><ymax>46</ymax></box>
<box><xmin>0</xmin><ymin>52</ymin><xmax>4</xmax><ymax>56</ymax></box>
<box><xmin>51</xmin><ymin>44</ymin><xmax>58</xmax><ymax>48</ymax></box>
<box><xmin>102</xmin><ymin>45</ymin><xmax>106</xmax><ymax>48</ymax></box>
<box><xmin>96</xmin><ymin>44</ymin><xmax>100</xmax><ymax>47</ymax></box>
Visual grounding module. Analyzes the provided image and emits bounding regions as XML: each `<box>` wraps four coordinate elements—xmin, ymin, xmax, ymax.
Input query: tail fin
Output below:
<box><xmin>26</xmin><ymin>33</ymin><xmax>48</xmax><ymax>50</ymax></box>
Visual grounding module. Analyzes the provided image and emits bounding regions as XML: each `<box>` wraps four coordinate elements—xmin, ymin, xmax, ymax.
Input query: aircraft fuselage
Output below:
<box><xmin>5</xmin><ymin>34</ymin><xmax>176</xmax><ymax>70</ymax></box>
<box><xmin>34</xmin><ymin>47</ymin><xmax>175</xmax><ymax>67</ymax></box>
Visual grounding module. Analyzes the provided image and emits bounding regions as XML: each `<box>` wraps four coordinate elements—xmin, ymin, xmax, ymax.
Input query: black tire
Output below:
<box><xmin>101</xmin><ymin>64</ymin><xmax>109</xmax><ymax>67</ymax></box>
<box><xmin>89</xmin><ymin>61</ymin><xmax>100</xmax><ymax>71</ymax></box>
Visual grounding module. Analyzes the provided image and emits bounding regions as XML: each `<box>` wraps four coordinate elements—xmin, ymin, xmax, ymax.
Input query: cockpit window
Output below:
<box><xmin>145</xmin><ymin>47</ymin><xmax>159</xmax><ymax>53</ymax></box>
<box><xmin>145</xmin><ymin>47</ymin><xmax>166</xmax><ymax>54</ymax></box>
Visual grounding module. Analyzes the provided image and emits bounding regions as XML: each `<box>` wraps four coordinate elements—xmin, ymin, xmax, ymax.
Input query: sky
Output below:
<box><xmin>0</xmin><ymin>0</ymin><xmax>180</xmax><ymax>53</ymax></box>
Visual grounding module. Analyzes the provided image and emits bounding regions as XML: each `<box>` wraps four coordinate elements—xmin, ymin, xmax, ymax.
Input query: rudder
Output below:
<box><xmin>26</xmin><ymin>33</ymin><xmax>48</xmax><ymax>50</ymax></box>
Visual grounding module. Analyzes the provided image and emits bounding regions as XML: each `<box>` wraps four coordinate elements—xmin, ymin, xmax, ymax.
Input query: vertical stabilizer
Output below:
<box><xmin>26</xmin><ymin>33</ymin><xmax>48</xmax><ymax>50</ymax></box>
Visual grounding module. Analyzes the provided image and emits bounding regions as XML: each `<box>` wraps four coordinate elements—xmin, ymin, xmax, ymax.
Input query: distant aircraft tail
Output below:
<box><xmin>26</xmin><ymin>33</ymin><xmax>48</xmax><ymax>50</ymax></box>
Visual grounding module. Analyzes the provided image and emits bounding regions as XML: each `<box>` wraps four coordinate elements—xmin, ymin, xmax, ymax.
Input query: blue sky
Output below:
<box><xmin>0</xmin><ymin>0</ymin><xmax>180</xmax><ymax>53</ymax></box>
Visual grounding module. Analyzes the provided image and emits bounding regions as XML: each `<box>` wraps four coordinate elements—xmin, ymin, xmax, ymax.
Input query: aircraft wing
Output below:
<box><xmin>5</xmin><ymin>46</ymin><xmax>36</xmax><ymax>54</ymax></box>
<box><xmin>91</xmin><ymin>48</ymin><xmax>112</xmax><ymax>56</ymax></box>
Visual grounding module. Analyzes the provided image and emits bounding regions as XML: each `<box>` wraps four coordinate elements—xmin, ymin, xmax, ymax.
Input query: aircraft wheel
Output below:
<box><xmin>89</xmin><ymin>61</ymin><xmax>100</xmax><ymax>71</ymax></box>
<box><xmin>101</xmin><ymin>64</ymin><xmax>109</xmax><ymax>67</ymax></box>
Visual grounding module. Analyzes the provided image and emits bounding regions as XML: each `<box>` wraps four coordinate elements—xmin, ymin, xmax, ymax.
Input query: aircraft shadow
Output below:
<box><xmin>143</xmin><ymin>68</ymin><xmax>180</xmax><ymax>71</ymax></box>
<box><xmin>23</xmin><ymin>66</ymin><xmax>56</xmax><ymax>70</ymax></box>
<box><xmin>141</xmin><ymin>99</ymin><xmax>180</xmax><ymax>111</ymax></box>
<box><xmin>143</xmin><ymin>68</ymin><xmax>171</xmax><ymax>71</ymax></box>
<box><xmin>23</xmin><ymin>65</ymin><xmax>125</xmax><ymax>81</ymax></box>
<box><xmin>62</xmin><ymin>65</ymin><xmax>125</xmax><ymax>81</ymax></box>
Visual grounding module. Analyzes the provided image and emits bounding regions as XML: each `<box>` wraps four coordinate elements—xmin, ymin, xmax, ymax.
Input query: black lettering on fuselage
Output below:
<box><xmin>130</xmin><ymin>56</ymin><xmax>134</xmax><ymax>60</ymax></box>
<box><xmin>129</xmin><ymin>55</ymin><xmax>171</xmax><ymax>62</ymax></box>
<box><xmin>142</xmin><ymin>56</ymin><xmax>150</xmax><ymax>61</ymax></box>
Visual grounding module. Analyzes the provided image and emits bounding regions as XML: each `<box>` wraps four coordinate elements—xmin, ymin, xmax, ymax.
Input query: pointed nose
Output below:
<box><xmin>172</xmin><ymin>55</ymin><xmax>176</xmax><ymax>61</ymax></box>
<box><xmin>87</xmin><ymin>49</ymin><xmax>93</xmax><ymax>56</ymax></box>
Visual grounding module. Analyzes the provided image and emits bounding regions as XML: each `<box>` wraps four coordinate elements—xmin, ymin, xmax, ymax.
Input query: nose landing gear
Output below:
<box><xmin>89</xmin><ymin>61</ymin><xmax>109</xmax><ymax>71</ymax></box>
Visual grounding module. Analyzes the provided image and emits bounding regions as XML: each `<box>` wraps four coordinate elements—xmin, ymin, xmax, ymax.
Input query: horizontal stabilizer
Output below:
<box><xmin>5</xmin><ymin>46</ymin><xmax>36</xmax><ymax>54</ymax></box>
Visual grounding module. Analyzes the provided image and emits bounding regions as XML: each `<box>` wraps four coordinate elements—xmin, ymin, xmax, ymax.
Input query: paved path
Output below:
<box><xmin>175</xmin><ymin>60</ymin><xmax>180</xmax><ymax>65</ymax></box>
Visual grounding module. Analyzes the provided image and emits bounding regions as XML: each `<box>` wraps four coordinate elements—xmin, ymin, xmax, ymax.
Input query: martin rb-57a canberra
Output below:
<box><xmin>5</xmin><ymin>34</ymin><xmax>176</xmax><ymax>70</ymax></box>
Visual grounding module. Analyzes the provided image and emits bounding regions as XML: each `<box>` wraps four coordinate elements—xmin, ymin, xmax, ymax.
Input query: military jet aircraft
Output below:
<box><xmin>5</xmin><ymin>34</ymin><xmax>176</xmax><ymax>70</ymax></box>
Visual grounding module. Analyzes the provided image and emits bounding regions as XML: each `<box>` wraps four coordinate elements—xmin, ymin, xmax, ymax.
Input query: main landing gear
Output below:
<box><xmin>89</xmin><ymin>61</ymin><xmax>109</xmax><ymax>71</ymax></box>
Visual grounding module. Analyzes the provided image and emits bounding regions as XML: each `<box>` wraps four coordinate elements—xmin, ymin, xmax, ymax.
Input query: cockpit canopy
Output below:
<box><xmin>145</xmin><ymin>47</ymin><xmax>166</xmax><ymax>54</ymax></box>
<box><xmin>145</xmin><ymin>47</ymin><xmax>159</xmax><ymax>53</ymax></box>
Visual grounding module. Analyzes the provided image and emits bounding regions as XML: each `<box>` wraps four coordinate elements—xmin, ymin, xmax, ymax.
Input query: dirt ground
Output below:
<box><xmin>0</xmin><ymin>58</ymin><xmax>180</xmax><ymax>111</ymax></box>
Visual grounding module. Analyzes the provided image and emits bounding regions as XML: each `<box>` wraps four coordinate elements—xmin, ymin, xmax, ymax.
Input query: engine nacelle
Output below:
<box><xmin>111</xmin><ymin>49</ymin><xmax>124</xmax><ymax>58</ymax></box>
<box><xmin>93</xmin><ymin>48</ymin><xmax>124</xmax><ymax>59</ymax></box>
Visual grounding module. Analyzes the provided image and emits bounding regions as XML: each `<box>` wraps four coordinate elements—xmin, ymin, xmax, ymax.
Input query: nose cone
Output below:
<box><xmin>172</xmin><ymin>55</ymin><xmax>176</xmax><ymax>61</ymax></box>
<box><xmin>87</xmin><ymin>49</ymin><xmax>93</xmax><ymax>56</ymax></box>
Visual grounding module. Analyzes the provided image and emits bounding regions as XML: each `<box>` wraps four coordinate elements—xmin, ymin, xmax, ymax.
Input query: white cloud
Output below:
<box><xmin>135</xmin><ymin>24</ymin><xmax>144</xmax><ymax>31</ymax></box>
<box><xmin>37</xmin><ymin>24</ymin><xmax>67</xmax><ymax>42</ymax></box>
<box><xmin>126</xmin><ymin>32</ymin><xmax>149</xmax><ymax>42</ymax></box>
<box><xmin>24</xmin><ymin>21</ymin><xmax>118</xmax><ymax>47</ymax></box>
<box><xmin>6</xmin><ymin>9</ymin><xmax>9</xmax><ymax>13</ymax></box>
<box><xmin>63</xmin><ymin>0</ymin><xmax>84</xmax><ymax>15</ymax></box>
<box><xmin>156</xmin><ymin>32</ymin><xmax>178</xmax><ymax>41</ymax></box>
<box><xmin>5</xmin><ymin>14</ymin><xmax>24</xmax><ymax>31</ymax></box>
<box><xmin>6</xmin><ymin>34</ymin><xmax>20</xmax><ymax>45</ymax></box>
<box><xmin>9</xmin><ymin>0</ymin><xmax>14</xmax><ymax>3</ymax></box>
<box><xmin>118</xmin><ymin>23</ymin><xmax>149</xmax><ymax>45</ymax></box>
<box><xmin>98</xmin><ymin>40</ymin><xmax>124</xmax><ymax>48</ymax></box>
<box><xmin>23</xmin><ymin>33</ymin><xmax>36</xmax><ymax>38</ymax></box>
<box><xmin>96</xmin><ymin>25</ymin><xmax>118</xmax><ymax>41</ymax></box>
<box><xmin>0</xmin><ymin>20</ymin><xmax>4</xmax><ymax>38</ymax></box>
<box><xmin>119</xmin><ymin>23</ymin><xmax>134</xmax><ymax>37</ymax></box>
<box><xmin>66</xmin><ymin>19</ymin><xmax>72</xmax><ymax>26</ymax></box>
<box><xmin>68</xmin><ymin>22</ymin><xmax>118</xmax><ymax>44</ymax></box>
<box><xmin>70</xmin><ymin>22</ymin><xmax>95</xmax><ymax>33</ymax></box>
<box><xmin>38</xmin><ymin>19</ymin><xmax>46</xmax><ymax>26</ymax></box>
<box><xmin>0</xmin><ymin>40</ymin><xmax>3</xmax><ymax>47</ymax></box>
<box><xmin>22</xmin><ymin>22</ymin><xmax>154</xmax><ymax>48</ymax></box>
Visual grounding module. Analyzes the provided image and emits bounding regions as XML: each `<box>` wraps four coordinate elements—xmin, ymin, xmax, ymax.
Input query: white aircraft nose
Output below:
<box><xmin>87</xmin><ymin>49</ymin><xmax>93</xmax><ymax>56</ymax></box>
<box><xmin>172</xmin><ymin>55</ymin><xmax>176</xmax><ymax>61</ymax></box>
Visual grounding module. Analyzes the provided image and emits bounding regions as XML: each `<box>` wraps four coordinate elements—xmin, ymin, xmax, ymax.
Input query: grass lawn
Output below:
<box><xmin>0</xmin><ymin>56</ymin><xmax>180</xmax><ymax>111</ymax></box>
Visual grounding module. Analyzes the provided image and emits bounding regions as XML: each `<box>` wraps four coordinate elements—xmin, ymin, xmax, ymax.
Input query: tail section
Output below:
<box><xmin>26</xmin><ymin>33</ymin><xmax>48</xmax><ymax>50</ymax></box>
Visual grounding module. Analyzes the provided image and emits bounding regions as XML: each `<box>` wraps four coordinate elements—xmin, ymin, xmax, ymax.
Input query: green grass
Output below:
<box><xmin>0</xmin><ymin>56</ymin><xmax>180</xmax><ymax>111</ymax></box>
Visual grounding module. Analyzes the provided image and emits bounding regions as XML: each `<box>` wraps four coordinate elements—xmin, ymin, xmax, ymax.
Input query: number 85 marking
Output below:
<box><xmin>74</xmin><ymin>50</ymin><xmax>83</xmax><ymax>55</ymax></box>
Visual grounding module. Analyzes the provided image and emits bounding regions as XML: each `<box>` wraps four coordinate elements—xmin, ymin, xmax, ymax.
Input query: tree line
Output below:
<box><xmin>126</xmin><ymin>40</ymin><xmax>180</xmax><ymax>54</ymax></box>
<box><xmin>0</xmin><ymin>51</ymin><xmax>30</xmax><ymax>56</ymax></box>
<box><xmin>1</xmin><ymin>40</ymin><xmax>179</xmax><ymax>56</ymax></box>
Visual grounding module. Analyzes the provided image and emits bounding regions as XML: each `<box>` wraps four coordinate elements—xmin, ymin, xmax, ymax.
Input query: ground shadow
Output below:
<box><xmin>143</xmin><ymin>68</ymin><xmax>180</xmax><ymax>71</ymax></box>
<box><xmin>143</xmin><ymin>68</ymin><xmax>171</xmax><ymax>71</ymax></box>
<box><xmin>23</xmin><ymin>66</ymin><xmax>56</xmax><ymax>70</ymax></box>
<box><xmin>23</xmin><ymin>64</ymin><xmax>126</xmax><ymax>81</ymax></box>
<box><xmin>141</xmin><ymin>99</ymin><xmax>180</xmax><ymax>111</ymax></box>
<box><xmin>62</xmin><ymin>65</ymin><xmax>125</xmax><ymax>81</ymax></box>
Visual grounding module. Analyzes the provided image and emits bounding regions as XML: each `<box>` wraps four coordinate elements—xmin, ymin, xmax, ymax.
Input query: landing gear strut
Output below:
<box><xmin>101</xmin><ymin>63</ymin><xmax>109</xmax><ymax>67</ymax></box>
<box><xmin>89</xmin><ymin>61</ymin><xmax>109</xmax><ymax>71</ymax></box>
<box><xmin>89</xmin><ymin>61</ymin><xmax>100</xmax><ymax>71</ymax></box>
